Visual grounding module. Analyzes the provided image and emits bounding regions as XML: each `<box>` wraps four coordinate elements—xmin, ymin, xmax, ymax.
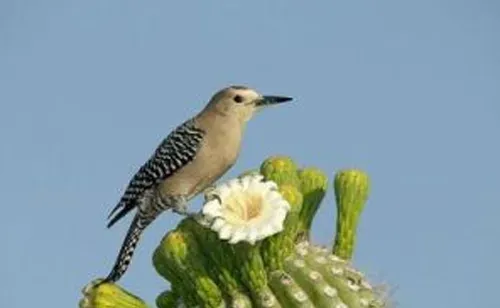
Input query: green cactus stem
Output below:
<box><xmin>268</xmin><ymin>270</ymin><xmax>315</xmax><ymax>307</ymax></box>
<box><xmin>152</xmin><ymin>228</ymin><xmax>224</xmax><ymax>307</ymax></box>
<box><xmin>233</xmin><ymin>241</ymin><xmax>281</xmax><ymax>307</ymax></box>
<box><xmin>177</xmin><ymin>217</ymin><xmax>279</xmax><ymax>308</ymax></box>
<box><xmin>332</xmin><ymin>169</ymin><xmax>370</xmax><ymax>261</ymax></box>
<box><xmin>155</xmin><ymin>290</ymin><xmax>180</xmax><ymax>308</ymax></box>
<box><xmin>297</xmin><ymin>167</ymin><xmax>329</xmax><ymax>241</ymax></box>
<box><xmin>178</xmin><ymin>218</ymin><xmax>249</xmax><ymax>304</ymax></box>
<box><xmin>79</xmin><ymin>279</ymin><xmax>149</xmax><ymax>308</ymax></box>
<box><xmin>283</xmin><ymin>255</ymin><xmax>347</xmax><ymax>308</ymax></box>
<box><xmin>295</xmin><ymin>242</ymin><xmax>382</xmax><ymax>308</ymax></box>
<box><xmin>261</xmin><ymin>184</ymin><xmax>303</xmax><ymax>271</ymax></box>
<box><xmin>227</xmin><ymin>293</ymin><xmax>254</xmax><ymax>308</ymax></box>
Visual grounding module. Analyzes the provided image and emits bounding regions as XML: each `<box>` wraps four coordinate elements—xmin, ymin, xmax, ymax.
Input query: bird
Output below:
<box><xmin>102</xmin><ymin>85</ymin><xmax>293</xmax><ymax>283</ymax></box>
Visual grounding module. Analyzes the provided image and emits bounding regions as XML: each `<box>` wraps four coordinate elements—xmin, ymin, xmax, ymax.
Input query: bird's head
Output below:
<box><xmin>204</xmin><ymin>85</ymin><xmax>293</xmax><ymax>123</ymax></box>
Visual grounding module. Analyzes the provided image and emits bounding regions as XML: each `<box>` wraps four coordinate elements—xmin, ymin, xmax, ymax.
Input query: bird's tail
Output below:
<box><xmin>103</xmin><ymin>215</ymin><xmax>151</xmax><ymax>283</ymax></box>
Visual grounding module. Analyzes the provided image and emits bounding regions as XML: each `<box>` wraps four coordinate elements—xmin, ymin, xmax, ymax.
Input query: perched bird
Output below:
<box><xmin>102</xmin><ymin>85</ymin><xmax>293</xmax><ymax>283</ymax></box>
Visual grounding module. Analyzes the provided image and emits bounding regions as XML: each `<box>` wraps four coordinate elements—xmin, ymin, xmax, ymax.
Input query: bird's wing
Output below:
<box><xmin>106</xmin><ymin>118</ymin><xmax>205</xmax><ymax>228</ymax></box>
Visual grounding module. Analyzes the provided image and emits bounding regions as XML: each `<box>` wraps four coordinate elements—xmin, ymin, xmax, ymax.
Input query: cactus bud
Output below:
<box><xmin>332</xmin><ymin>169</ymin><xmax>370</xmax><ymax>260</ymax></box>
<box><xmin>79</xmin><ymin>279</ymin><xmax>148</xmax><ymax>308</ymax></box>
<box><xmin>297</xmin><ymin>167</ymin><xmax>328</xmax><ymax>240</ymax></box>
<box><xmin>260</xmin><ymin>156</ymin><xmax>300</xmax><ymax>187</ymax></box>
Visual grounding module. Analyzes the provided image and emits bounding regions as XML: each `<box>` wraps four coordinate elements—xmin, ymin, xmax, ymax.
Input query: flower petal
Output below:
<box><xmin>240</xmin><ymin>175</ymin><xmax>253</xmax><ymax>190</ymax></box>
<box><xmin>259</xmin><ymin>223</ymin><xmax>275</xmax><ymax>238</ymax></box>
<box><xmin>263</xmin><ymin>180</ymin><xmax>278</xmax><ymax>190</ymax></box>
<box><xmin>202</xmin><ymin>199</ymin><xmax>222</xmax><ymax>217</ymax></box>
<box><xmin>228</xmin><ymin>227</ymin><xmax>247</xmax><ymax>244</ymax></box>
<box><xmin>211</xmin><ymin>218</ymin><xmax>226</xmax><ymax>231</ymax></box>
<box><xmin>246</xmin><ymin>228</ymin><xmax>259</xmax><ymax>244</ymax></box>
<box><xmin>227</xmin><ymin>178</ymin><xmax>243</xmax><ymax>191</ymax></box>
<box><xmin>216</xmin><ymin>183</ymin><xmax>233</xmax><ymax>200</ymax></box>
<box><xmin>218</xmin><ymin>224</ymin><xmax>233</xmax><ymax>240</ymax></box>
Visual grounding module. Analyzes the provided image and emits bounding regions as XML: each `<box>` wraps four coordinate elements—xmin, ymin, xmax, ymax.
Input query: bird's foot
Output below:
<box><xmin>203</xmin><ymin>185</ymin><xmax>222</xmax><ymax>204</ymax></box>
<box><xmin>171</xmin><ymin>201</ymin><xmax>196</xmax><ymax>217</ymax></box>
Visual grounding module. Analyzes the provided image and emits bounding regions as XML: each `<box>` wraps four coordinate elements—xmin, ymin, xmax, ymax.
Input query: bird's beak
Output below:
<box><xmin>256</xmin><ymin>95</ymin><xmax>293</xmax><ymax>107</ymax></box>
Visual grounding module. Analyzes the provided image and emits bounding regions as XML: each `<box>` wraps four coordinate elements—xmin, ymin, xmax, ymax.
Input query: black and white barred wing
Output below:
<box><xmin>106</xmin><ymin>119</ymin><xmax>205</xmax><ymax>228</ymax></box>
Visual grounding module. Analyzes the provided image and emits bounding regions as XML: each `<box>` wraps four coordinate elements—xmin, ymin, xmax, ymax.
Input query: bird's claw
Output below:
<box><xmin>204</xmin><ymin>186</ymin><xmax>222</xmax><ymax>204</ymax></box>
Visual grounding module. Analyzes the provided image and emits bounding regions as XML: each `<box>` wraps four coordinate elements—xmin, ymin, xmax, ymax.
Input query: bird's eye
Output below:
<box><xmin>233</xmin><ymin>95</ymin><xmax>244</xmax><ymax>103</ymax></box>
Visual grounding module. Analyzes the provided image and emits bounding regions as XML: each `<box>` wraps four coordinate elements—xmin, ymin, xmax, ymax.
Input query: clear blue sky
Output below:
<box><xmin>1</xmin><ymin>1</ymin><xmax>498</xmax><ymax>307</ymax></box>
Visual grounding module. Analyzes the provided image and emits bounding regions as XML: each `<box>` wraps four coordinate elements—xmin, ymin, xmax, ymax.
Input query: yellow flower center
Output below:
<box><xmin>223</xmin><ymin>193</ymin><xmax>263</xmax><ymax>224</ymax></box>
<box><xmin>244</xmin><ymin>195</ymin><xmax>263</xmax><ymax>220</ymax></box>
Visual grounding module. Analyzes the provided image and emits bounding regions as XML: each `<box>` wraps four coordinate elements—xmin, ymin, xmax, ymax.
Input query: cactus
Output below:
<box><xmin>153</xmin><ymin>227</ymin><xmax>224</xmax><ymax>307</ymax></box>
<box><xmin>296</xmin><ymin>167</ymin><xmax>329</xmax><ymax>241</ymax></box>
<box><xmin>79</xmin><ymin>279</ymin><xmax>148</xmax><ymax>308</ymax></box>
<box><xmin>332</xmin><ymin>169</ymin><xmax>370</xmax><ymax>260</ymax></box>
<box><xmin>156</xmin><ymin>290</ymin><xmax>181</xmax><ymax>308</ymax></box>
<box><xmin>260</xmin><ymin>155</ymin><xmax>301</xmax><ymax>187</ymax></box>
<box><xmin>261</xmin><ymin>184</ymin><xmax>303</xmax><ymax>271</ymax></box>
<box><xmin>80</xmin><ymin>156</ymin><xmax>389</xmax><ymax>308</ymax></box>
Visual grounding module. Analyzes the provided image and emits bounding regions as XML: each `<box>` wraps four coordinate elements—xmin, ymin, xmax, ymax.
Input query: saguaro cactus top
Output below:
<box><xmin>80</xmin><ymin>155</ymin><xmax>390</xmax><ymax>308</ymax></box>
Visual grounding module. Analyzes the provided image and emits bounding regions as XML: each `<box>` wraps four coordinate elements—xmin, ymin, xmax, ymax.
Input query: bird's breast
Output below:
<box><xmin>158</xmin><ymin>127</ymin><xmax>242</xmax><ymax>199</ymax></box>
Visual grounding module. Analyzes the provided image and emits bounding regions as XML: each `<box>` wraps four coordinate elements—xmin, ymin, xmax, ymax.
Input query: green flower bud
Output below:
<box><xmin>332</xmin><ymin>169</ymin><xmax>370</xmax><ymax>260</ymax></box>
<box><xmin>79</xmin><ymin>279</ymin><xmax>148</xmax><ymax>308</ymax></box>
<box><xmin>260</xmin><ymin>156</ymin><xmax>300</xmax><ymax>187</ymax></box>
<box><xmin>297</xmin><ymin>167</ymin><xmax>328</xmax><ymax>240</ymax></box>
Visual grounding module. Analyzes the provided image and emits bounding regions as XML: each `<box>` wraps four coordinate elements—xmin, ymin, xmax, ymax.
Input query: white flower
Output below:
<box><xmin>201</xmin><ymin>174</ymin><xmax>291</xmax><ymax>245</ymax></box>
